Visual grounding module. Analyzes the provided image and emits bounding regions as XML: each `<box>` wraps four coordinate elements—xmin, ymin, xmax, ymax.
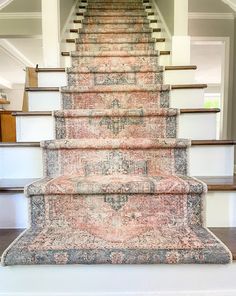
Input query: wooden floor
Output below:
<box><xmin>0</xmin><ymin>228</ymin><xmax>235</xmax><ymax>261</ymax></box>
<box><xmin>0</xmin><ymin>229</ymin><xmax>24</xmax><ymax>258</ymax></box>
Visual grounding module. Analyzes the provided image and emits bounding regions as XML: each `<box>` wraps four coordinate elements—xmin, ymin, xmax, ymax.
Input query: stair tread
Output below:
<box><xmin>208</xmin><ymin>228</ymin><xmax>236</xmax><ymax>260</ymax></box>
<box><xmin>0</xmin><ymin>99</ymin><xmax>10</xmax><ymax>104</ymax></box>
<box><xmin>23</xmin><ymin>84</ymin><xmax>211</xmax><ymax>92</ymax></box>
<box><xmin>35</xmin><ymin>66</ymin><xmax>198</xmax><ymax>73</ymax></box>
<box><xmin>1</xmin><ymin>140</ymin><xmax>235</xmax><ymax>148</ymax></box>
<box><xmin>1</xmin><ymin>176</ymin><xmax>236</xmax><ymax>193</ymax></box>
<box><xmin>25</xmin><ymin>174</ymin><xmax>207</xmax><ymax>196</ymax></box>
<box><xmin>61</xmin><ymin>51</ymin><xmax>169</xmax><ymax>55</ymax></box>
<box><xmin>165</xmin><ymin>65</ymin><xmax>197</xmax><ymax>71</ymax></box>
<box><xmin>11</xmin><ymin>108</ymin><xmax>221</xmax><ymax>117</ymax></box>
<box><xmin>0</xmin><ymin>178</ymin><xmax>38</xmax><ymax>192</ymax></box>
<box><xmin>71</xmin><ymin>50</ymin><xmax>159</xmax><ymax>57</ymax></box>
<box><xmin>0</xmin><ymin>228</ymin><xmax>235</xmax><ymax>260</ymax></box>
<box><xmin>0</xmin><ymin>229</ymin><xmax>25</xmax><ymax>259</ymax></box>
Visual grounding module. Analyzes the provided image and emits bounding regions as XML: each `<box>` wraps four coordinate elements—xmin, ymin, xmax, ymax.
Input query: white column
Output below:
<box><xmin>171</xmin><ymin>0</ymin><xmax>191</xmax><ymax>65</ymax></box>
<box><xmin>41</xmin><ymin>0</ymin><xmax>61</xmax><ymax>67</ymax></box>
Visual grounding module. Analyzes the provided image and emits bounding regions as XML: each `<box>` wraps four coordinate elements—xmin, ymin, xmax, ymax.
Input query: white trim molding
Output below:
<box><xmin>0</xmin><ymin>39</ymin><xmax>35</xmax><ymax>67</ymax></box>
<box><xmin>0</xmin><ymin>12</ymin><xmax>41</xmax><ymax>19</ymax></box>
<box><xmin>222</xmin><ymin>0</ymin><xmax>236</xmax><ymax>12</ymax></box>
<box><xmin>0</xmin><ymin>0</ymin><xmax>13</xmax><ymax>10</ymax></box>
<box><xmin>188</xmin><ymin>12</ymin><xmax>235</xmax><ymax>20</ymax></box>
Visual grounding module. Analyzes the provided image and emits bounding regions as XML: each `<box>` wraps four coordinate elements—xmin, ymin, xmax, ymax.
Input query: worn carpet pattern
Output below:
<box><xmin>2</xmin><ymin>0</ymin><xmax>232</xmax><ymax>265</ymax></box>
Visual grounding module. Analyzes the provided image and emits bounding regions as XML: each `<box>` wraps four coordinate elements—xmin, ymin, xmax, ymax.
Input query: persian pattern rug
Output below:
<box><xmin>2</xmin><ymin>0</ymin><xmax>232</xmax><ymax>265</ymax></box>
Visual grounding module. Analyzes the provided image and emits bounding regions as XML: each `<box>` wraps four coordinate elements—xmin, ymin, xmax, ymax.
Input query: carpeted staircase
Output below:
<box><xmin>1</xmin><ymin>0</ymin><xmax>232</xmax><ymax>265</ymax></box>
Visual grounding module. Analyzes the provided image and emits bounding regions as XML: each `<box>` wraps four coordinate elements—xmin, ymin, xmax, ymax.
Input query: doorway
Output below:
<box><xmin>191</xmin><ymin>37</ymin><xmax>230</xmax><ymax>139</ymax></box>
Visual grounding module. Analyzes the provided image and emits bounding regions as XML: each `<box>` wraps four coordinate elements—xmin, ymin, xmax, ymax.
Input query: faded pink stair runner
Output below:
<box><xmin>2</xmin><ymin>0</ymin><xmax>232</xmax><ymax>265</ymax></box>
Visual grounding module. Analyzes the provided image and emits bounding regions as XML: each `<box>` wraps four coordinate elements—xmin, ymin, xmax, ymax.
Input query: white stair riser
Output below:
<box><xmin>158</xmin><ymin>54</ymin><xmax>171</xmax><ymax>66</ymax></box>
<box><xmin>37</xmin><ymin>70</ymin><xmax>195</xmax><ymax>87</ymax></box>
<box><xmin>37</xmin><ymin>70</ymin><xmax>197</xmax><ymax>88</ymax></box>
<box><xmin>164</xmin><ymin>70</ymin><xmax>196</xmax><ymax>84</ymax></box>
<box><xmin>0</xmin><ymin>146</ymin><xmax>234</xmax><ymax>178</ymax></box>
<box><xmin>206</xmin><ymin>192</ymin><xmax>236</xmax><ymax>227</ymax></box>
<box><xmin>38</xmin><ymin>73</ymin><xmax>67</xmax><ymax>87</ymax></box>
<box><xmin>178</xmin><ymin>113</ymin><xmax>217</xmax><ymax>140</ymax></box>
<box><xmin>170</xmin><ymin>89</ymin><xmax>205</xmax><ymax>108</ymax></box>
<box><xmin>1</xmin><ymin>191</ymin><xmax>235</xmax><ymax>229</ymax></box>
<box><xmin>189</xmin><ymin>146</ymin><xmax>234</xmax><ymax>176</ymax></box>
<box><xmin>16</xmin><ymin>117</ymin><xmax>55</xmax><ymax>142</ymax></box>
<box><xmin>28</xmin><ymin>92</ymin><xmax>61</xmax><ymax>111</ymax></box>
<box><xmin>0</xmin><ymin>193</ymin><xmax>28</xmax><ymax>228</ymax></box>
<box><xmin>28</xmin><ymin>89</ymin><xmax>205</xmax><ymax>111</ymax></box>
<box><xmin>0</xmin><ymin>147</ymin><xmax>43</xmax><ymax>178</ymax></box>
<box><xmin>15</xmin><ymin>113</ymin><xmax>217</xmax><ymax>142</ymax></box>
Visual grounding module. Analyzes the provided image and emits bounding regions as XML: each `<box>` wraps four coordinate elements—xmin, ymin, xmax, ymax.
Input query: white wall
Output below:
<box><xmin>2</xmin><ymin>83</ymin><xmax>24</xmax><ymax>110</ymax></box>
<box><xmin>154</xmin><ymin>0</ymin><xmax>174</xmax><ymax>35</ymax></box>
<box><xmin>60</xmin><ymin>0</ymin><xmax>76</xmax><ymax>32</ymax></box>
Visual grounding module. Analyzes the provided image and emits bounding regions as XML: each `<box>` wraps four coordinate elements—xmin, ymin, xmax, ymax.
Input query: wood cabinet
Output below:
<box><xmin>0</xmin><ymin>111</ymin><xmax>16</xmax><ymax>142</ymax></box>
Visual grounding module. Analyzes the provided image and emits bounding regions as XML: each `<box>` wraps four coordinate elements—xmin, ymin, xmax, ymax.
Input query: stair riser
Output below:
<box><xmin>27</xmin><ymin>89</ymin><xmax>205</xmax><ymax>112</ymax></box>
<box><xmin>27</xmin><ymin>90</ymin><xmax>168</xmax><ymax>111</ymax></box>
<box><xmin>158</xmin><ymin>54</ymin><xmax>171</xmax><ymax>66</ymax></box>
<box><xmin>61</xmin><ymin>91</ymin><xmax>169</xmax><ymax>110</ymax></box>
<box><xmin>1</xmin><ymin>191</ymin><xmax>236</xmax><ymax>229</ymax></box>
<box><xmin>0</xmin><ymin>147</ymin><xmax>43</xmax><ymax>179</ymax></box>
<box><xmin>43</xmin><ymin>148</ymin><xmax>188</xmax><ymax>177</ymax></box>
<box><xmin>71</xmin><ymin>56</ymin><xmax>159</xmax><ymax>71</ymax></box>
<box><xmin>206</xmin><ymin>192</ymin><xmax>236</xmax><ymax>227</ymax></box>
<box><xmin>37</xmin><ymin>70</ymin><xmax>196</xmax><ymax>88</ymax></box>
<box><xmin>190</xmin><ymin>146</ymin><xmax>234</xmax><ymax>176</ymax></box>
<box><xmin>15</xmin><ymin>113</ymin><xmax>217</xmax><ymax>142</ymax></box>
<box><xmin>67</xmin><ymin>72</ymin><xmax>163</xmax><ymax>87</ymax></box>
<box><xmin>29</xmin><ymin>193</ymin><xmax>201</xmax><ymax>239</ymax></box>
<box><xmin>0</xmin><ymin>146</ymin><xmax>233</xmax><ymax>178</ymax></box>
<box><xmin>0</xmin><ymin>193</ymin><xmax>28</xmax><ymax>228</ymax></box>
<box><xmin>171</xmin><ymin>89</ymin><xmax>205</xmax><ymax>109</ymax></box>
<box><xmin>164</xmin><ymin>70</ymin><xmax>196</xmax><ymax>84</ymax></box>
<box><xmin>84</xmin><ymin>12</ymin><xmax>147</xmax><ymax>17</ymax></box>
<box><xmin>54</xmin><ymin>115</ymin><xmax>177</xmax><ymax>139</ymax></box>
<box><xmin>77</xmin><ymin>33</ymin><xmax>153</xmax><ymax>43</ymax></box>
<box><xmin>28</xmin><ymin>92</ymin><xmax>61</xmax><ymax>112</ymax></box>
<box><xmin>38</xmin><ymin>72</ymin><xmax>67</xmax><ymax>87</ymax></box>
<box><xmin>76</xmin><ymin>42</ymin><xmax>155</xmax><ymax>51</ymax></box>
<box><xmin>80</xmin><ymin>23</ymin><xmax>151</xmax><ymax>32</ymax></box>
<box><xmin>83</xmin><ymin>16</ymin><xmax>149</xmax><ymax>24</ymax></box>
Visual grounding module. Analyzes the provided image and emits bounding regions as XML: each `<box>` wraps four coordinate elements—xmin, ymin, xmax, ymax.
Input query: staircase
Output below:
<box><xmin>0</xmin><ymin>0</ymin><xmax>236</xmax><ymax>293</ymax></box>
<box><xmin>0</xmin><ymin>0</ymin><xmax>233</xmax><ymax>266</ymax></box>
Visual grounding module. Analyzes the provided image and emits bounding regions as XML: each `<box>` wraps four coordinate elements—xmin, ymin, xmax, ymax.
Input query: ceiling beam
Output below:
<box><xmin>0</xmin><ymin>39</ymin><xmax>34</xmax><ymax>67</ymax></box>
<box><xmin>0</xmin><ymin>12</ymin><xmax>41</xmax><ymax>19</ymax></box>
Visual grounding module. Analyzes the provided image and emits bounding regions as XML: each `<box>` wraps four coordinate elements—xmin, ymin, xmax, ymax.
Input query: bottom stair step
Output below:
<box><xmin>0</xmin><ymin>228</ymin><xmax>235</xmax><ymax>261</ymax></box>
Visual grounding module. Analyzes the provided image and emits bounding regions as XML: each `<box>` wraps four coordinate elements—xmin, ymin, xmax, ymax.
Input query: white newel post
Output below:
<box><xmin>41</xmin><ymin>0</ymin><xmax>61</xmax><ymax>67</ymax></box>
<box><xmin>171</xmin><ymin>0</ymin><xmax>191</xmax><ymax>65</ymax></box>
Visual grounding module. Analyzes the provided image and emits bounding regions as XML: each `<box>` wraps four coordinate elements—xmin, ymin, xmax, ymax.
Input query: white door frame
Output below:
<box><xmin>191</xmin><ymin>36</ymin><xmax>230</xmax><ymax>139</ymax></box>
